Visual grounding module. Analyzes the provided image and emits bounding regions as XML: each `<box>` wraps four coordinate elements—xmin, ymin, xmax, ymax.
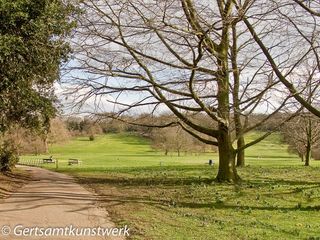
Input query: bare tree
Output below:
<box><xmin>243</xmin><ymin>0</ymin><xmax>320</xmax><ymax>117</ymax></box>
<box><xmin>2</xmin><ymin>118</ymin><xmax>71</xmax><ymax>155</ymax></box>
<box><xmin>151</xmin><ymin>126</ymin><xmax>205</xmax><ymax>156</ymax></box>
<box><xmin>2</xmin><ymin>127</ymin><xmax>46</xmax><ymax>155</ymax></box>
<box><xmin>64</xmin><ymin>0</ymin><xmax>313</xmax><ymax>182</ymax></box>
<box><xmin>282</xmin><ymin>113</ymin><xmax>320</xmax><ymax>166</ymax></box>
<box><xmin>47</xmin><ymin>118</ymin><xmax>71</xmax><ymax>146</ymax></box>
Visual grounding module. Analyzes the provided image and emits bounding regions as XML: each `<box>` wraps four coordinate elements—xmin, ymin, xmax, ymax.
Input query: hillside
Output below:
<box><xmin>21</xmin><ymin>131</ymin><xmax>316</xmax><ymax>169</ymax></box>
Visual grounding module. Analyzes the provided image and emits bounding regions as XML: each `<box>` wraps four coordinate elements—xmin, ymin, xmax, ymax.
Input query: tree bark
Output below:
<box><xmin>215</xmin><ymin>19</ymin><xmax>240</xmax><ymax>182</ymax></box>
<box><xmin>231</xmin><ymin>24</ymin><xmax>245</xmax><ymax>168</ymax></box>
<box><xmin>305</xmin><ymin>144</ymin><xmax>311</xmax><ymax>166</ymax></box>
<box><xmin>236</xmin><ymin>136</ymin><xmax>245</xmax><ymax>167</ymax></box>
<box><xmin>44</xmin><ymin>136</ymin><xmax>49</xmax><ymax>154</ymax></box>
<box><xmin>305</xmin><ymin>117</ymin><xmax>312</xmax><ymax>166</ymax></box>
<box><xmin>216</xmin><ymin>124</ymin><xmax>240</xmax><ymax>183</ymax></box>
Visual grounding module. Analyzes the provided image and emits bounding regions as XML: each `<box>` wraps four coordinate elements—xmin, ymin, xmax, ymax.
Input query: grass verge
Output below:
<box><xmin>65</xmin><ymin>165</ymin><xmax>320</xmax><ymax>240</ymax></box>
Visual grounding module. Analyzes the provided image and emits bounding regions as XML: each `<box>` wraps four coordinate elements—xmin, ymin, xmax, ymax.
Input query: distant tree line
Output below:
<box><xmin>2</xmin><ymin>118</ymin><xmax>71</xmax><ymax>155</ymax></box>
<box><xmin>65</xmin><ymin>114</ymin><xmax>214</xmax><ymax>155</ymax></box>
<box><xmin>6</xmin><ymin>111</ymin><xmax>320</xmax><ymax>167</ymax></box>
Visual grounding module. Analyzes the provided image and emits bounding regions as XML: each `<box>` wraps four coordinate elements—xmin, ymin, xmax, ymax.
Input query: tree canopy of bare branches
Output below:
<box><xmin>282</xmin><ymin>113</ymin><xmax>320</xmax><ymax>166</ymax></box>
<box><xmin>66</xmin><ymin>0</ymin><xmax>320</xmax><ymax>182</ymax></box>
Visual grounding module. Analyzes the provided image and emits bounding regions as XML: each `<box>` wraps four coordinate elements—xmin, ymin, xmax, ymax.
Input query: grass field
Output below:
<box><xmin>22</xmin><ymin>132</ymin><xmax>317</xmax><ymax>169</ymax></box>
<box><xmin>21</xmin><ymin>132</ymin><xmax>320</xmax><ymax>240</ymax></box>
<box><xmin>22</xmin><ymin>133</ymin><xmax>214</xmax><ymax>169</ymax></box>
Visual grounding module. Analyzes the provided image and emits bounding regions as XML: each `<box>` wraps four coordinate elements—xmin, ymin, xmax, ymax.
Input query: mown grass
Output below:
<box><xmin>22</xmin><ymin>133</ymin><xmax>214</xmax><ymax>169</ymax></box>
<box><xmin>22</xmin><ymin>132</ymin><xmax>317</xmax><ymax>169</ymax></box>
<box><xmin>22</xmin><ymin>132</ymin><xmax>320</xmax><ymax>239</ymax></box>
<box><xmin>70</xmin><ymin>165</ymin><xmax>320</xmax><ymax>240</ymax></box>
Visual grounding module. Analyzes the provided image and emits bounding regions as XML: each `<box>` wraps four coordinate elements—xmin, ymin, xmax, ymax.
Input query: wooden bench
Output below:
<box><xmin>68</xmin><ymin>159</ymin><xmax>82</xmax><ymax>165</ymax></box>
<box><xmin>43</xmin><ymin>158</ymin><xmax>55</xmax><ymax>164</ymax></box>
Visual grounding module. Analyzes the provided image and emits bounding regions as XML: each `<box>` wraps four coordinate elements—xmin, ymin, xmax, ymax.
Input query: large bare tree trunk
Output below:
<box><xmin>216</xmin><ymin>124</ymin><xmax>240</xmax><ymax>182</ymax></box>
<box><xmin>214</xmin><ymin>27</ymin><xmax>240</xmax><ymax>182</ymax></box>
<box><xmin>231</xmin><ymin>24</ymin><xmax>245</xmax><ymax>168</ymax></box>
<box><xmin>214</xmin><ymin>19</ymin><xmax>241</xmax><ymax>182</ymax></box>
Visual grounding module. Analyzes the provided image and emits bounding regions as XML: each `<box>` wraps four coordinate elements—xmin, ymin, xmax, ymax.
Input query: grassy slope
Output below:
<box><xmin>22</xmin><ymin>133</ymin><xmax>215</xmax><ymax>169</ymax></box>
<box><xmin>22</xmin><ymin>131</ymin><xmax>317</xmax><ymax>169</ymax></box>
<box><xmin>22</xmin><ymin>132</ymin><xmax>320</xmax><ymax>240</ymax></box>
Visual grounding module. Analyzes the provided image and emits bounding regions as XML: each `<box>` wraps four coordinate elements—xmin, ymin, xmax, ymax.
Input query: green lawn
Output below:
<box><xmin>21</xmin><ymin>132</ymin><xmax>317</xmax><ymax>169</ymax></box>
<box><xmin>20</xmin><ymin>132</ymin><xmax>320</xmax><ymax>240</ymax></box>
<box><xmin>21</xmin><ymin>133</ymin><xmax>215</xmax><ymax>169</ymax></box>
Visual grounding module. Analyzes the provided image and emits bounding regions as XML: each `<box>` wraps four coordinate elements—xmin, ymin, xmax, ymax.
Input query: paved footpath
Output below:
<box><xmin>0</xmin><ymin>166</ymin><xmax>126</xmax><ymax>240</ymax></box>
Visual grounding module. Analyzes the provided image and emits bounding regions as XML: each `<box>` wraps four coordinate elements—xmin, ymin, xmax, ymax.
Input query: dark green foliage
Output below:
<box><xmin>0</xmin><ymin>0</ymin><xmax>77</xmax><ymax>132</ymax></box>
<box><xmin>0</xmin><ymin>140</ymin><xmax>19</xmax><ymax>172</ymax></box>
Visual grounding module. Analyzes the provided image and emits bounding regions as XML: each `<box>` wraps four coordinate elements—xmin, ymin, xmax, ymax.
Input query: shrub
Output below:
<box><xmin>0</xmin><ymin>141</ymin><xmax>19</xmax><ymax>172</ymax></box>
<box><xmin>89</xmin><ymin>135</ymin><xmax>95</xmax><ymax>141</ymax></box>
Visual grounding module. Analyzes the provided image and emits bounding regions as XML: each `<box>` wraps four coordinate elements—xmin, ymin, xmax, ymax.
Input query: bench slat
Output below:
<box><xmin>68</xmin><ymin>159</ymin><xmax>81</xmax><ymax>165</ymax></box>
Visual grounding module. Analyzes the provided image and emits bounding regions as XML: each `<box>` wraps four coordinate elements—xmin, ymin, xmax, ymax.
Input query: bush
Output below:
<box><xmin>0</xmin><ymin>141</ymin><xmax>19</xmax><ymax>172</ymax></box>
<box><xmin>89</xmin><ymin>135</ymin><xmax>95</xmax><ymax>141</ymax></box>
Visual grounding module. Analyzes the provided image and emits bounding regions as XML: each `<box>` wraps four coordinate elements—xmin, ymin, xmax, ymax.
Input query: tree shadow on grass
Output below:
<box><xmin>92</xmin><ymin>188</ymin><xmax>320</xmax><ymax>212</ymax></box>
<box><xmin>77</xmin><ymin>173</ymin><xmax>320</xmax><ymax>213</ymax></box>
<box><xmin>92</xmin><ymin>164</ymin><xmax>214</xmax><ymax>174</ymax></box>
<box><xmin>247</xmin><ymin>178</ymin><xmax>320</xmax><ymax>187</ymax></box>
<box><xmin>69</xmin><ymin>165</ymin><xmax>320</xmax><ymax>238</ymax></box>
<box><xmin>76</xmin><ymin>174</ymin><xmax>320</xmax><ymax>189</ymax></box>
<box><xmin>77</xmin><ymin>176</ymin><xmax>215</xmax><ymax>187</ymax></box>
<box><xmin>174</xmin><ymin>201</ymin><xmax>320</xmax><ymax>212</ymax></box>
<box><xmin>91</xmin><ymin>192</ymin><xmax>318</xmax><ymax>238</ymax></box>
